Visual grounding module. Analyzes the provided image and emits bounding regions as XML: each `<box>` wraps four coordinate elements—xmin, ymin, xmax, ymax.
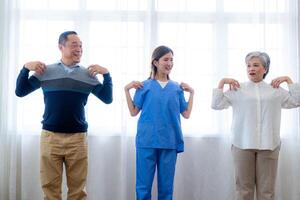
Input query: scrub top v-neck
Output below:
<box><xmin>133</xmin><ymin>79</ymin><xmax>188</xmax><ymax>153</ymax></box>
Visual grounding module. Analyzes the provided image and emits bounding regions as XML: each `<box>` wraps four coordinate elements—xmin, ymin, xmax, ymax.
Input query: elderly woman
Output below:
<box><xmin>211</xmin><ymin>51</ymin><xmax>300</xmax><ymax>200</ymax></box>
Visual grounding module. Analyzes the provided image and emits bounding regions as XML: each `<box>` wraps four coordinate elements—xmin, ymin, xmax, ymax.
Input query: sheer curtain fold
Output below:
<box><xmin>0</xmin><ymin>0</ymin><xmax>21</xmax><ymax>199</ymax></box>
<box><xmin>1</xmin><ymin>0</ymin><xmax>299</xmax><ymax>199</ymax></box>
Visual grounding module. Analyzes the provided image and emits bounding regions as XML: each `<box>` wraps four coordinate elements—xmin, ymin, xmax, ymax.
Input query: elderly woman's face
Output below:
<box><xmin>246</xmin><ymin>57</ymin><xmax>266</xmax><ymax>82</ymax></box>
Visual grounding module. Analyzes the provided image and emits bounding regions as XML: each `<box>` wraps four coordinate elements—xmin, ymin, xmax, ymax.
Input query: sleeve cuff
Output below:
<box><xmin>288</xmin><ymin>83</ymin><xmax>300</xmax><ymax>90</ymax></box>
<box><xmin>103</xmin><ymin>73</ymin><xmax>111</xmax><ymax>80</ymax></box>
<box><xmin>21</xmin><ymin>66</ymin><xmax>30</xmax><ymax>74</ymax></box>
<box><xmin>213</xmin><ymin>88</ymin><xmax>223</xmax><ymax>95</ymax></box>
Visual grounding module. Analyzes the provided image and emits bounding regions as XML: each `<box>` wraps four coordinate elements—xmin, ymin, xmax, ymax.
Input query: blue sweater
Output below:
<box><xmin>15</xmin><ymin>62</ymin><xmax>113</xmax><ymax>133</ymax></box>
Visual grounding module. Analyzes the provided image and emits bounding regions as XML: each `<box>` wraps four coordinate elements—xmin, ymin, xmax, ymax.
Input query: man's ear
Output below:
<box><xmin>58</xmin><ymin>44</ymin><xmax>63</xmax><ymax>51</ymax></box>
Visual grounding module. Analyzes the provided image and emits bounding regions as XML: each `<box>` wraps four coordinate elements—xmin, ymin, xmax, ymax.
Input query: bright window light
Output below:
<box><xmin>16</xmin><ymin>0</ymin><xmax>296</xmax><ymax>138</ymax></box>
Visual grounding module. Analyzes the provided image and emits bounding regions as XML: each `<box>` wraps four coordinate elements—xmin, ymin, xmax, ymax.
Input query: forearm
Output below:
<box><xmin>15</xmin><ymin>67</ymin><xmax>40</xmax><ymax>97</ymax></box>
<box><xmin>218</xmin><ymin>80</ymin><xmax>225</xmax><ymax>90</ymax></box>
<box><xmin>211</xmin><ymin>88</ymin><xmax>231</xmax><ymax>110</ymax></box>
<box><xmin>124</xmin><ymin>89</ymin><xmax>139</xmax><ymax>116</ymax></box>
<box><xmin>286</xmin><ymin>77</ymin><xmax>293</xmax><ymax>84</ymax></box>
<box><xmin>93</xmin><ymin>73</ymin><xmax>113</xmax><ymax>104</ymax></box>
<box><xmin>282</xmin><ymin>83</ymin><xmax>300</xmax><ymax>108</ymax></box>
<box><xmin>182</xmin><ymin>92</ymin><xmax>194</xmax><ymax>119</ymax></box>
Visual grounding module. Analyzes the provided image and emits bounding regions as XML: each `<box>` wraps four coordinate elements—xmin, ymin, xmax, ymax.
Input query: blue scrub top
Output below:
<box><xmin>133</xmin><ymin>79</ymin><xmax>188</xmax><ymax>153</ymax></box>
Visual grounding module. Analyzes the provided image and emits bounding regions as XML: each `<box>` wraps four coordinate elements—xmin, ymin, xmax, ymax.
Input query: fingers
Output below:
<box><xmin>180</xmin><ymin>82</ymin><xmax>187</xmax><ymax>90</ymax></box>
<box><xmin>180</xmin><ymin>82</ymin><xmax>189</xmax><ymax>91</ymax></box>
<box><xmin>271</xmin><ymin>78</ymin><xmax>283</xmax><ymax>88</ymax></box>
<box><xmin>180</xmin><ymin>82</ymin><xmax>194</xmax><ymax>93</ymax></box>
<box><xmin>234</xmin><ymin>80</ymin><xmax>240</xmax><ymax>88</ymax></box>
<box><xmin>125</xmin><ymin>81</ymin><xmax>143</xmax><ymax>91</ymax></box>
<box><xmin>88</xmin><ymin>67</ymin><xmax>98</xmax><ymax>77</ymax></box>
<box><xmin>88</xmin><ymin>65</ymin><xmax>98</xmax><ymax>77</ymax></box>
<box><xmin>222</xmin><ymin>78</ymin><xmax>240</xmax><ymax>89</ymax></box>
<box><xmin>231</xmin><ymin>79</ymin><xmax>240</xmax><ymax>89</ymax></box>
<box><xmin>271</xmin><ymin>76</ymin><xmax>289</xmax><ymax>88</ymax></box>
<box><xmin>25</xmin><ymin>61</ymin><xmax>46</xmax><ymax>74</ymax></box>
<box><xmin>132</xmin><ymin>81</ymin><xmax>143</xmax><ymax>89</ymax></box>
<box><xmin>230</xmin><ymin>82</ymin><xmax>239</xmax><ymax>91</ymax></box>
<box><xmin>35</xmin><ymin>62</ymin><xmax>46</xmax><ymax>75</ymax></box>
<box><xmin>225</xmin><ymin>79</ymin><xmax>239</xmax><ymax>91</ymax></box>
<box><xmin>88</xmin><ymin>64</ymin><xmax>109</xmax><ymax>76</ymax></box>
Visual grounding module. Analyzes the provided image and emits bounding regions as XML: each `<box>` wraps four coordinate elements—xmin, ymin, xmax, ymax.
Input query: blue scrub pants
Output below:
<box><xmin>136</xmin><ymin>148</ymin><xmax>177</xmax><ymax>200</ymax></box>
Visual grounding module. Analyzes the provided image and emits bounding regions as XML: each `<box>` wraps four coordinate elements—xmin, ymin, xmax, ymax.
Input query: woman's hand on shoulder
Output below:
<box><xmin>180</xmin><ymin>82</ymin><xmax>194</xmax><ymax>94</ymax></box>
<box><xmin>218</xmin><ymin>78</ymin><xmax>240</xmax><ymax>91</ymax></box>
<box><xmin>271</xmin><ymin>76</ymin><xmax>293</xmax><ymax>88</ymax></box>
<box><xmin>124</xmin><ymin>81</ymin><xmax>143</xmax><ymax>91</ymax></box>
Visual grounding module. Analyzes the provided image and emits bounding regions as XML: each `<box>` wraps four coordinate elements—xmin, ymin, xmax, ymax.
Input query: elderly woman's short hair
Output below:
<box><xmin>245</xmin><ymin>51</ymin><xmax>270</xmax><ymax>79</ymax></box>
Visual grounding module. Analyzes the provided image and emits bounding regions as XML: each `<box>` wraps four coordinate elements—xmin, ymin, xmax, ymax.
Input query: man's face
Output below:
<box><xmin>59</xmin><ymin>34</ymin><xmax>82</xmax><ymax>65</ymax></box>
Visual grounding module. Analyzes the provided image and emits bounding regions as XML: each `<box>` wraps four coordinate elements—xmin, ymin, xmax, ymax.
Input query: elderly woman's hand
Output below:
<box><xmin>271</xmin><ymin>76</ymin><xmax>293</xmax><ymax>88</ymax></box>
<box><xmin>218</xmin><ymin>78</ymin><xmax>240</xmax><ymax>91</ymax></box>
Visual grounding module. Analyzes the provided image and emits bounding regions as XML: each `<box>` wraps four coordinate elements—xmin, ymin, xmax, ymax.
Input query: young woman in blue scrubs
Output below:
<box><xmin>124</xmin><ymin>45</ymin><xmax>194</xmax><ymax>200</ymax></box>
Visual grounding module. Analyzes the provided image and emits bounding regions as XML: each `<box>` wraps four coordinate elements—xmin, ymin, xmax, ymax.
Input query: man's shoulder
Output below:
<box><xmin>34</xmin><ymin>62</ymin><xmax>63</xmax><ymax>80</ymax></box>
<box><xmin>71</xmin><ymin>66</ymin><xmax>100</xmax><ymax>85</ymax></box>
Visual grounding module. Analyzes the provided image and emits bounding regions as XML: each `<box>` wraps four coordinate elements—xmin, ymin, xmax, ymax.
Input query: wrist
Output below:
<box><xmin>23</xmin><ymin>65</ymin><xmax>30</xmax><ymax>70</ymax></box>
<box><xmin>218</xmin><ymin>79</ymin><xmax>225</xmax><ymax>89</ymax></box>
<box><xmin>286</xmin><ymin>77</ymin><xmax>293</xmax><ymax>84</ymax></box>
<box><xmin>218</xmin><ymin>83</ymin><xmax>224</xmax><ymax>89</ymax></box>
<box><xmin>124</xmin><ymin>86</ymin><xmax>130</xmax><ymax>91</ymax></box>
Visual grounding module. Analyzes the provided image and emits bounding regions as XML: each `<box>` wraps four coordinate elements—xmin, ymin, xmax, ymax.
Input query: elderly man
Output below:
<box><xmin>15</xmin><ymin>31</ymin><xmax>113</xmax><ymax>200</ymax></box>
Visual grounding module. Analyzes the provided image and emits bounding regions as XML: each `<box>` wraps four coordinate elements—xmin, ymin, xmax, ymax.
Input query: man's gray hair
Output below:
<box><xmin>245</xmin><ymin>51</ymin><xmax>270</xmax><ymax>79</ymax></box>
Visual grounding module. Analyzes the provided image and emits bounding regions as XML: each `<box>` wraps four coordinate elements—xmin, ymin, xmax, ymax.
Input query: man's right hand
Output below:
<box><xmin>24</xmin><ymin>61</ymin><xmax>46</xmax><ymax>75</ymax></box>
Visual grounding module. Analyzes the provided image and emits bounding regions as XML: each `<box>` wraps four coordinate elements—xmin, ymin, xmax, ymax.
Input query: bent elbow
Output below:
<box><xmin>103</xmin><ymin>97</ymin><xmax>113</xmax><ymax>104</ymax></box>
<box><xmin>15</xmin><ymin>90</ymin><xmax>25</xmax><ymax>97</ymax></box>
<box><xmin>211</xmin><ymin>105</ymin><xmax>217</xmax><ymax>110</ymax></box>
<box><xmin>211</xmin><ymin>104</ymin><xmax>221</xmax><ymax>110</ymax></box>
<box><xmin>183</xmin><ymin>115</ymin><xmax>190</xmax><ymax>119</ymax></box>
<box><xmin>130</xmin><ymin>111</ymin><xmax>138</xmax><ymax>117</ymax></box>
<box><xmin>130</xmin><ymin>113</ymin><xmax>137</xmax><ymax>117</ymax></box>
<box><xmin>181</xmin><ymin>112</ymin><xmax>190</xmax><ymax>119</ymax></box>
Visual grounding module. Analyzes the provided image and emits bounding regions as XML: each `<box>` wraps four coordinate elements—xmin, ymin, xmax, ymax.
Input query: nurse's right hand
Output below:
<box><xmin>124</xmin><ymin>81</ymin><xmax>143</xmax><ymax>91</ymax></box>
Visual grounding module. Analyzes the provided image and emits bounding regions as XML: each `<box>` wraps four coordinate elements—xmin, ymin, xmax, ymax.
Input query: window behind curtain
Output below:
<box><xmin>16</xmin><ymin>0</ymin><xmax>299</xmax><ymax>137</ymax></box>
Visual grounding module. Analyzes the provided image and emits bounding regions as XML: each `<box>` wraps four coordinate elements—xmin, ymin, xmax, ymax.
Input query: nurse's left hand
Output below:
<box><xmin>180</xmin><ymin>82</ymin><xmax>194</xmax><ymax>94</ymax></box>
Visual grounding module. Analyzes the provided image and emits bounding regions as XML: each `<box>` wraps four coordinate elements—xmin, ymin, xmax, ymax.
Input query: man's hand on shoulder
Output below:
<box><xmin>24</xmin><ymin>61</ymin><xmax>46</xmax><ymax>75</ymax></box>
<box><xmin>88</xmin><ymin>64</ymin><xmax>109</xmax><ymax>77</ymax></box>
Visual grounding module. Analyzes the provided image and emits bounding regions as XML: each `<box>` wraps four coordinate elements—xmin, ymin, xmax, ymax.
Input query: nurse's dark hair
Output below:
<box><xmin>245</xmin><ymin>51</ymin><xmax>270</xmax><ymax>79</ymax></box>
<box><xmin>58</xmin><ymin>31</ymin><xmax>78</xmax><ymax>45</ymax></box>
<box><xmin>149</xmin><ymin>45</ymin><xmax>173</xmax><ymax>80</ymax></box>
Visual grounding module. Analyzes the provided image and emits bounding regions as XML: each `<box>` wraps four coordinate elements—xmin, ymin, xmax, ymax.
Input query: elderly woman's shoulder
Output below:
<box><xmin>238</xmin><ymin>82</ymin><xmax>249</xmax><ymax>89</ymax></box>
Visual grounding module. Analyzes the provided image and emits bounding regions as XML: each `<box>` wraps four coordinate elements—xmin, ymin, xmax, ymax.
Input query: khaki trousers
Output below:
<box><xmin>231</xmin><ymin>145</ymin><xmax>280</xmax><ymax>200</ymax></box>
<box><xmin>40</xmin><ymin>129</ymin><xmax>88</xmax><ymax>200</ymax></box>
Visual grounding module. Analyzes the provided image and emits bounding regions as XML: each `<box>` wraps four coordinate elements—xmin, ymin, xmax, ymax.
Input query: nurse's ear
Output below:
<box><xmin>153</xmin><ymin>60</ymin><xmax>158</xmax><ymax>67</ymax></box>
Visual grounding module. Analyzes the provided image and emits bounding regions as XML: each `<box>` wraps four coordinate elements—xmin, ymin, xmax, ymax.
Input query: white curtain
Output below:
<box><xmin>1</xmin><ymin>0</ymin><xmax>300</xmax><ymax>199</ymax></box>
<box><xmin>0</xmin><ymin>0</ymin><xmax>22</xmax><ymax>199</ymax></box>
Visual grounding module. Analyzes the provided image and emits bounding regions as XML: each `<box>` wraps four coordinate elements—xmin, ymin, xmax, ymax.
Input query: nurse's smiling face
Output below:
<box><xmin>153</xmin><ymin>52</ymin><xmax>173</xmax><ymax>76</ymax></box>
